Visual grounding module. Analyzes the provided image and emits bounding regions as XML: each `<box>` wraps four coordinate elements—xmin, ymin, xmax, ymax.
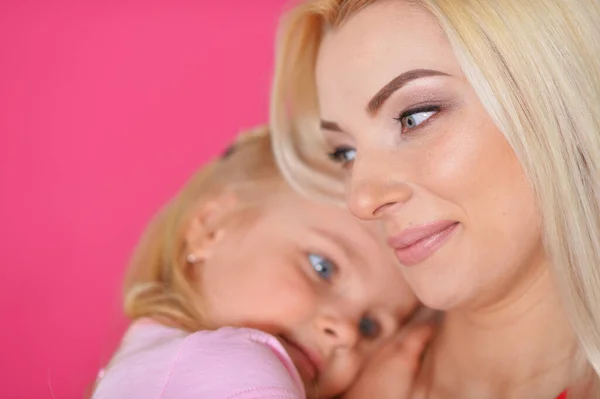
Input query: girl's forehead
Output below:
<box><xmin>264</xmin><ymin>186</ymin><xmax>385</xmax><ymax>248</ymax></box>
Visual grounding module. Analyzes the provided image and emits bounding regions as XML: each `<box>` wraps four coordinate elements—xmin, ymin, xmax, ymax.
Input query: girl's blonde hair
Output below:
<box><xmin>270</xmin><ymin>0</ymin><xmax>600</xmax><ymax>395</ymax></box>
<box><xmin>123</xmin><ymin>126</ymin><xmax>282</xmax><ymax>331</ymax></box>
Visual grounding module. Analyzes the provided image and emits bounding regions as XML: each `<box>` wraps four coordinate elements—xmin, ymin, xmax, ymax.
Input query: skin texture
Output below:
<box><xmin>316</xmin><ymin>0</ymin><xmax>543</xmax><ymax>312</ymax></box>
<box><xmin>187</xmin><ymin>185</ymin><xmax>419</xmax><ymax>399</ymax></box>
<box><xmin>314</xmin><ymin>2</ymin><xmax>577</xmax><ymax>398</ymax></box>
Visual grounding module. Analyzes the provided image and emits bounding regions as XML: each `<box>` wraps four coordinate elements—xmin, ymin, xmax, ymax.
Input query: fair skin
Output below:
<box><xmin>185</xmin><ymin>183</ymin><xmax>422</xmax><ymax>399</ymax></box>
<box><xmin>315</xmin><ymin>2</ymin><xmax>577</xmax><ymax>398</ymax></box>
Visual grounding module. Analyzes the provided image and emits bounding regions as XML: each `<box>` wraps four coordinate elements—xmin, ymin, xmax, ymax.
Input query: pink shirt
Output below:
<box><xmin>92</xmin><ymin>321</ymin><xmax>305</xmax><ymax>398</ymax></box>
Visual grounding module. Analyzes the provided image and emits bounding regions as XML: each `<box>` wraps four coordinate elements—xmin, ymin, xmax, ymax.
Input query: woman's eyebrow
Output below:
<box><xmin>320</xmin><ymin>120</ymin><xmax>343</xmax><ymax>132</ymax></box>
<box><xmin>367</xmin><ymin>68</ymin><xmax>449</xmax><ymax>115</ymax></box>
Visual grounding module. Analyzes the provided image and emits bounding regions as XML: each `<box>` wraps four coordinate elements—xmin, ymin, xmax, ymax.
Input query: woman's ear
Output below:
<box><xmin>184</xmin><ymin>192</ymin><xmax>239</xmax><ymax>264</ymax></box>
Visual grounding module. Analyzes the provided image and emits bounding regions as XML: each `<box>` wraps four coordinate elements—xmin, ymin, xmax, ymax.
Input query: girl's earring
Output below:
<box><xmin>186</xmin><ymin>253</ymin><xmax>199</xmax><ymax>264</ymax></box>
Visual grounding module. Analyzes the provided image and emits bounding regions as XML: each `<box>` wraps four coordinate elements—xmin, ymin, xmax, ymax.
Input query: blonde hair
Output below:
<box><xmin>270</xmin><ymin>0</ymin><xmax>600</xmax><ymax>395</ymax></box>
<box><xmin>123</xmin><ymin>125</ymin><xmax>283</xmax><ymax>332</ymax></box>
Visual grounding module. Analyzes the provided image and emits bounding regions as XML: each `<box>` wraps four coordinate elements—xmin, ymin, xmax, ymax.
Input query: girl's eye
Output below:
<box><xmin>327</xmin><ymin>146</ymin><xmax>356</xmax><ymax>166</ymax></box>
<box><xmin>358</xmin><ymin>316</ymin><xmax>381</xmax><ymax>339</ymax></box>
<box><xmin>308</xmin><ymin>253</ymin><xmax>336</xmax><ymax>281</ymax></box>
<box><xmin>396</xmin><ymin>106</ymin><xmax>440</xmax><ymax>132</ymax></box>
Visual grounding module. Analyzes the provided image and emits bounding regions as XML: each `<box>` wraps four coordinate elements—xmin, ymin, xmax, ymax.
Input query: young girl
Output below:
<box><xmin>91</xmin><ymin>126</ymin><xmax>429</xmax><ymax>399</ymax></box>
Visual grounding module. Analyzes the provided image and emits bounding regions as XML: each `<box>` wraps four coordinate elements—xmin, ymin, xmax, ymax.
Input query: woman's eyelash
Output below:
<box><xmin>393</xmin><ymin>105</ymin><xmax>441</xmax><ymax>131</ymax></box>
<box><xmin>327</xmin><ymin>146</ymin><xmax>355</xmax><ymax>163</ymax></box>
<box><xmin>395</xmin><ymin>105</ymin><xmax>440</xmax><ymax>121</ymax></box>
<box><xmin>326</xmin><ymin>104</ymin><xmax>442</xmax><ymax>165</ymax></box>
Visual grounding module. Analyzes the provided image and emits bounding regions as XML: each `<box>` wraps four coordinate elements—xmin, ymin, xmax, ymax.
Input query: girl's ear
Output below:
<box><xmin>184</xmin><ymin>192</ymin><xmax>239</xmax><ymax>264</ymax></box>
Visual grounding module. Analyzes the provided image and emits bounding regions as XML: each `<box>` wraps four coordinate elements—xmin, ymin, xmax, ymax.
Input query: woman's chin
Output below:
<box><xmin>407</xmin><ymin>277</ymin><xmax>474</xmax><ymax>312</ymax></box>
<box><xmin>416</xmin><ymin>292</ymin><xmax>464</xmax><ymax>312</ymax></box>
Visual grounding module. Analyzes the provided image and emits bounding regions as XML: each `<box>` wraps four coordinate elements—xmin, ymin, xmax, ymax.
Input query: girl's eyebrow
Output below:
<box><xmin>311</xmin><ymin>227</ymin><xmax>365</xmax><ymax>266</ymax></box>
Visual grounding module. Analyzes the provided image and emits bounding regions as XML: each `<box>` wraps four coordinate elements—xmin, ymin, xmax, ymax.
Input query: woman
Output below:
<box><xmin>270</xmin><ymin>0</ymin><xmax>600</xmax><ymax>398</ymax></box>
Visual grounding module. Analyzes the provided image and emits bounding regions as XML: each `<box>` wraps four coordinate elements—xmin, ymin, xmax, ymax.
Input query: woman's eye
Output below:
<box><xmin>327</xmin><ymin>146</ymin><xmax>356</xmax><ymax>165</ymax></box>
<box><xmin>308</xmin><ymin>253</ymin><xmax>336</xmax><ymax>280</ymax></box>
<box><xmin>396</xmin><ymin>106</ymin><xmax>439</xmax><ymax>132</ymax></box>
<box><xmin>358</xmin><ymin>316</ymin><xmax>381</xmax><ymax>339</ymax></box>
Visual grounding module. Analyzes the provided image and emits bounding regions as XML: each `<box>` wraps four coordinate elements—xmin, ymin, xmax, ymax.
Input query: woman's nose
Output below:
<box><xmin>347</xmin><ymin>153</ymin><xmax>413</xmax><ymax>220</ymax></box>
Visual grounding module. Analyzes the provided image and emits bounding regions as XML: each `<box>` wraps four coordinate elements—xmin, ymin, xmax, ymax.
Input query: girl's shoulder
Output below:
<box><xmin>92</xmin><ymin>323</ymin><xmax>304</xmax><ymax>399</ymax></box>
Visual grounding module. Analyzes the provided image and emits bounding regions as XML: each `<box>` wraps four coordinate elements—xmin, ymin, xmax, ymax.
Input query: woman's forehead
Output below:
<box><xmin>316</xmin><ymin>2</ymin><xmax>459</xmax><ymax>108</ymax></box>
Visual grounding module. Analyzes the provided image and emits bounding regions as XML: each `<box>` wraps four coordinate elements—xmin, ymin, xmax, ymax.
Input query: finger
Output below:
<box><xmin>379</xmin><ymin>324</ymin><xmax>432</xmax><ymax>388</ymax></box>
<box><xmin>409</xmin><ymin>307</ymin><xmax>441</xmax><ymax>324</ymax></box>
<box><xmin>401</xmin><ymin>323</ymin><xmax>435</xmax><ymax>359</ymax></box>
<box><xmin>342</xmin><ymin>322</ymin><xmax>436</xmax><ymax>399</ymax></box>
<box><xmin>410</xmin><ymin>382</ymin><xmax>430</xmax><ymax>399</ymax></box>
<box><xmin>369</xmin><ymin>325</ymin><xmax>435</xmax><ymax>390</ymax></box>
<box><xmin>370</xmin><ymin>325</ymin><xmax>433</xmax><ymax>399</ymax></box>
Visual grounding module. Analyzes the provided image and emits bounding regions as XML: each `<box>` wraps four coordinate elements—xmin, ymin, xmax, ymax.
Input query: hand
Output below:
<box><xmin>341</xmin><ymin>315</ymin><xmax>437</xmax><ymax>399</ymax></box>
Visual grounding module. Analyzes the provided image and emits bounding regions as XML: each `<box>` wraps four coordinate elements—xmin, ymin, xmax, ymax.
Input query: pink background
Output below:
<box><xmin>0</xmin><ymin>1</ymin><xmax>289</xmax><ymax>397</ymax></box>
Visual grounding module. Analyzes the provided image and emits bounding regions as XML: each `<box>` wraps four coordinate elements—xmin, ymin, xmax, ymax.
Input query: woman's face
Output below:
<box><xmin>315</xmin><ymin>1</ymin><xmax>545</xmax><ymax>311</ymax></box>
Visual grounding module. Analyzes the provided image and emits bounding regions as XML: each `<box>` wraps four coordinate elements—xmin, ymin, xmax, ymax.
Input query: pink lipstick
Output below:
<box><xmin>387</xmin><ymin>220</ymin><xmax>459</xmax><ymax>266</ymax></box>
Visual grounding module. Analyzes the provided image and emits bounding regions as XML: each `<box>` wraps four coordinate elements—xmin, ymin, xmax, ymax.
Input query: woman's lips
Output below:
<box><xmin>279</xmin><ymin>336</ymin><xmax>322</xmax><ymax>382</ymax></box>
<box><xmin>387</xmin><ymin>220</ymin><xmax>459</xmax><ymax>266</ymax></box>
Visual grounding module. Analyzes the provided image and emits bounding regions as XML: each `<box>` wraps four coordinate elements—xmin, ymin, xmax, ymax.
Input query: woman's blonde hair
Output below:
<box><xmin>270</xmin><ymin>0</ymin><xmax>600</xmax><ymax>394</ymax></box>
<box><xmin>123</xmin><ymin>125</ymin><xmax>282</xmax><ymax>331</ymax></box>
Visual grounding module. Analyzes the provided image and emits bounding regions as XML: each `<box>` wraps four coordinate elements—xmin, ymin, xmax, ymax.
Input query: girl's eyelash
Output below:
<box><xmin>306</xmin><ymin>251</ymin><xmax>340</xmax><ymax>282</ymax></box>
<box><xmin>359</xmin><ymin>316</ymin><xmax>381</xmax><ymax>340</ymax></box>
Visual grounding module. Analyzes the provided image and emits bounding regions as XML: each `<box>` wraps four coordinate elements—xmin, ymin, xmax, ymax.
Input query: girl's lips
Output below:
<box><xmin>279</xmin><ymin>336</ymin><xmax>322</xmax><ymax>382</ymax></box>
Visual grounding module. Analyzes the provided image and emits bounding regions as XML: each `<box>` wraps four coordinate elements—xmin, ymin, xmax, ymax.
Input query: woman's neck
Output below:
<box><xmin>424</xmin><ymin>266</ymin><xmax>579</xmax><ymax>399</ymax></box>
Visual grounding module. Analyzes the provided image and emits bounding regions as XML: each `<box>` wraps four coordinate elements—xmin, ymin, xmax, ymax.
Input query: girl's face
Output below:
<box><xmin>314</xmin><ymin>2</ymin><xmax>545</xmax><ymax>311</ymax></box>
<box><xmin>196</xmin><ymin>187</ymin><xmax>418</xmax><ymax>398</ymax></box>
